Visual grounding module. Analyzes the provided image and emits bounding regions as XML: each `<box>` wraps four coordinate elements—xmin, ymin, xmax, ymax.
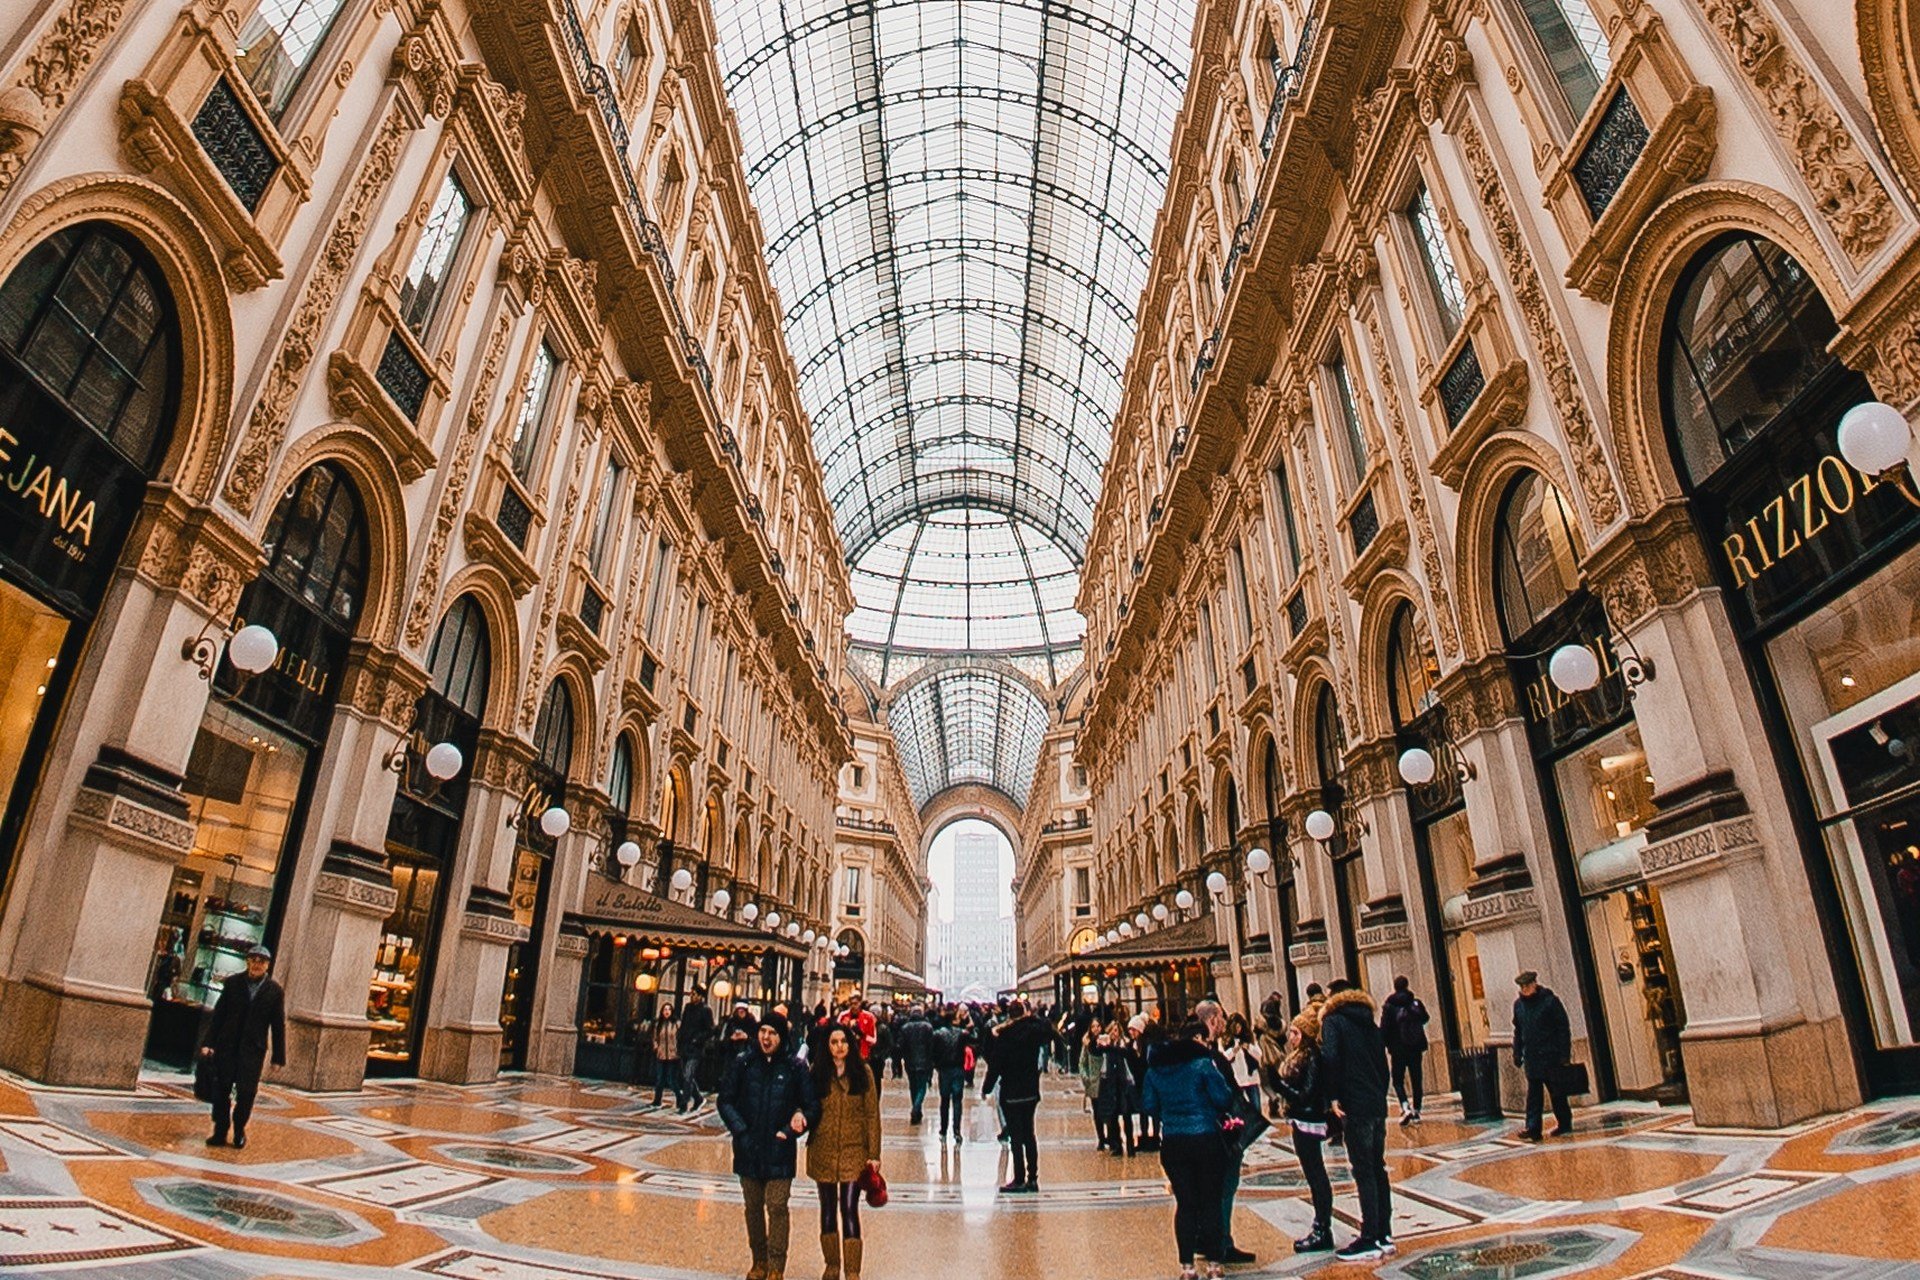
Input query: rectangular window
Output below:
<box><xmin>850</xmin><ymin>764</ymin><xmax>866</xmax><ymax>789</ymax></box>
<box><xmin>612</xmin><ymin>26</ymin><xmax>644</xmax><ymax>94</ymax></box>
<box><xmin>1517</xmin><ymin>0</ymin><xmax>1612</xmax><ymax>119</ymax></box>
<box><xmin>689</xmin><ymin>599</ymin><xmax>709</xmax><ymax>687</ymax></box>
<box><xmin>508</xmin><ymin>342</ymin><xmax>557</xmax><ymax>481</ymax></box>
<box><xmin>1271</xmin><ymin>462</ymin><xmax>1302</xmax><ymax>578</ymax></box>
<box><xmin>1408</xmin><ymin>181</ymin><xmax>1467</xmax><ymax>337</ymax></box>
<box><xmin>1199</xmin><ymin>602</ymin><xmax>1219</xmax><ymax>686</ymax></box>
<box><xmin>397</xmin><ymin>173</ymin><xmax>473</xmax><ymax>337</ymax></box>
<box><xmin>236</xmin><ymin>0</ymin><xmax>348</xmax><ymax>118</ymax></box>
<box><xmin>587</xmin><ymin>456</ymin><xmax>623</xmax><ymax>576</ymax></box>
<box><xmin>1328</xmin><ymin>353</ymin><xmax>1370</xmax><ymax>486</ymax></box>
<box><xmin>1072</xmin><ymin>867</ymin><xmax>1091</xmax><ymax>909</ymax></box>
<box><xmin>644</xmin><ymin>537</ymin><xmax>673</xmax><ymax>640</ymax></box>
<box><xmin>844</xmin><ymin>866</ymin><xmax>863</xmax><ymax>906</ymax></box>
<box><xmin>1231</xmin><ymin>543</ymin><xmax>1255</xmax><ymax>637</ymax></box>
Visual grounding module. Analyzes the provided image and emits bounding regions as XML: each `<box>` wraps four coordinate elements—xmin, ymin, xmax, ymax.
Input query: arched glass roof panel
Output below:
<box><xmin>885</xmin><ymin>664</ymin><xmax>1053</xmax><ymax>809</ymax></box>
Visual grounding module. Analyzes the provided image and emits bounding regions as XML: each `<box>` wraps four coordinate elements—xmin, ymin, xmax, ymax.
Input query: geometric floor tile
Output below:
<box><xmin>1333</xmin><ymin>1183</ymin><xmax>1482</xmax><ymax>1240</ymax></box>
<box><xmin>1387</xmin><ymin>1226</ymin><xmax>1638</xmax><ymax>1279</ymax></box>
<box><xmin>0</xmin><ymin>1197</ymin><xmax>203</xmax><ymax>1268</ymax></box>
<box><xmin>301</xmin><ymin>1161</ymin><xmax>501</xmax><ymax>1209</ymax></box>
<box><xmin>306</xmin><ymin>1115</ymin><xmax>405</xmax><ymax>1139</ymax></box>
<box><xmin>1827</xmin><ymin>1107</ymin><xmax>1920</xmax><ymax>1153</ymax></box>
<box><xmin>433</xmin><ymin>1144</ymin><xmax>591</xmax><ymax>1175</ymax></box>
<box><xmin>410</xmin><ymin>1248</ymin><xmax>648</xmax><ymax>1278</ymax></box>
<box><xmin>528</xmin><ymin>1126</ymin><xmax>635</xmax><ymax>1154</ymax></box>
<box><xmin>1663</xmin><ymin>1170</ymin><xmax>1828</xmax><ymax>1217</ymax></box>
<box><xmin>0</xmin><ymin>1120</ymin><xmax>125</xmax><ymax>1159</ymax></box>
<box><xmin>141</xmin><ymin>1179</ymin><xmax>372</xmax><ymax>1243</ymax></box>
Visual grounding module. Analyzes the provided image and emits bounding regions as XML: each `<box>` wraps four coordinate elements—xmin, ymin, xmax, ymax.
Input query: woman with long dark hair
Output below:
<box><xmin>806</xmin><ymin>1026</ymin><xmax>881</xmax><ymax>1280</ymax></box>
<box><xmin>1274</xmin><ymin>1008</ymin><xmax>1334</xmax><ymax>1254</ymax></box>
<box><xmin>650</xmin><ymin>1004</ymin><xmax>685</xmax><ymax>1112</ymax></box>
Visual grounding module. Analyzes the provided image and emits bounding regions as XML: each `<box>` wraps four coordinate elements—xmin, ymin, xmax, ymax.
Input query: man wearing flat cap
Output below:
<box><xmin>199</xmin><ymin>943</ymin><xmax>286</xmax><ymax>1149</ymax></box>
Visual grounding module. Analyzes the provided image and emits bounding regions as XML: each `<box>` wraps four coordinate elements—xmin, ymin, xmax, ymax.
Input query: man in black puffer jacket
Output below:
<box><xmin>1318</xmin><ymin>984</ymin><xmax>1393</xmax><ymax>1261</ymax></box>
<box><xmin>982</xmin><ymin>1001</ymin><xmax>1063</xmax><ymax>1193</ymax></box>
<box><xmin>895</xmin><ymin>1005</ymin><xmax>936</xmax><ymax>1126</ymax></box>
<box><xmin>1511</xmin><ymin>970</ymin><xmax>1575</xmax><ymax>1140</ymax></box>
<box><xmin>718</xmin><ymin>1015</ymin><xmax>818</xmax><ymax>1280</ymax></box>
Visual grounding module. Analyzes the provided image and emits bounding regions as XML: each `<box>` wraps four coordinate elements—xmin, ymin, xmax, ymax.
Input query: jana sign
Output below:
<box><xmin>0</xmin><ymin>374</ymin><xmax>152</xmax><ymax>617</ymax></box>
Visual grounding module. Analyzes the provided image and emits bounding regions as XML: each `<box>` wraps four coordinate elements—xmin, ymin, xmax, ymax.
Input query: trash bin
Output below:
<box><xmin>1451</xmin><ymin>1047</ymin><xmax>1503</xmax><ymax>1121</ymax></box>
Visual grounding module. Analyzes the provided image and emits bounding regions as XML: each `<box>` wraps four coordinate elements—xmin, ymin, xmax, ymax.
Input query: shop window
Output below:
<box><xmin>501</xmin><ymin>679</ymin><xmax>574</xmax><ymax>1069</ymax></box>
<box><xmin>1387</xmin><ymin>604</ymin><xmax>1440</xmax><ymax>726</ymax></box>
<box><xmin>396</xmin><ymin>173</ymin><xmax>473</xmax><ymax>338</ymax></box>
<box><xmin>1513</xmin><ymin>0</ymin><xmax>1611</xmax><ymax>120</ymax></box>
<box><xmin>235</xmin><ymin>0</ymin><xmax>350</xmax><ymax>119</ymax></box>
<box><xmin>508</xmin><ymin>341</ymin><xmax>558</xmax><ymax>482</ymax></box>
<box><xmin>0</xmin><ymin>223</ymin><xmax>178</xmax><ymax>468</ymax></box>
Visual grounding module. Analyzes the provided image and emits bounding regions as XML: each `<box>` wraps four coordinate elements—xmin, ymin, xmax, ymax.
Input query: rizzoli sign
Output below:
<box><xmin>1719</xmin><ymin>453</ymin><xmax>1887</xmax><ymax>588</ymax></box>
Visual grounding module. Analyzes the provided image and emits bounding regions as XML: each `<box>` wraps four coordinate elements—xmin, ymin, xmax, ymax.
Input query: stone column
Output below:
<box><xmin>537</xmin><ymin>914</ymin><xmax>590</xmax><ymax>1077</ymax></box>
<box><xmin>0</xmin><ymin>505</ymin><xmax>258</xmax><ymax>1088</ymax></box>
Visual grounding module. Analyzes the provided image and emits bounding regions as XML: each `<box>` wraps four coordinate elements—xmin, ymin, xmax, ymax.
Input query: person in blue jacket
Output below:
<box><xmin>1141</xmin><ymin>1018</ymin><xmax>1237</xmax><ymax>1280</ymax></box>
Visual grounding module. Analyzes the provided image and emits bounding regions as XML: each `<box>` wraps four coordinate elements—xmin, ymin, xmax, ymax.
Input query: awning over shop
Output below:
<box><xmin>575</xmin><ymin>878</ymin><xmax>809</xmax><ymax>959</ymax></box>
<box><xmin>1066</xmin><ymin>916</ymin><xmax>1223</xmax><ymax>969</ymax></box>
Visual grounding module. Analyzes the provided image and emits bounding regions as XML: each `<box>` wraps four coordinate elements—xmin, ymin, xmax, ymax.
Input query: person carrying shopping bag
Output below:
<box><xmin>807</xmin><ymin>1025</ymin><xmax>882</xmax><ymax>1280</ymax></box>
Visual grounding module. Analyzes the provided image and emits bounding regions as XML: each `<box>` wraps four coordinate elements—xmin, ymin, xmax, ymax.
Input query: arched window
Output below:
<box><xmin>1493</xmin><ymin>472</ymin><xmax>1582</xmax><ymax>643</ymax></box>
<box><xmin>608</xmin><ymin>734</ymin><xmax>635</xmax><ymax>817</ymax></box>
<box><xmin>533</xmin><ymin>680</ymin><xmax>573</xmax><ymax>783</ymax></box>
<box><xmin>1312</xmin><ymin>683</ymin><xmax>1344</xmax><ymax>787</ymax></box>
<box><xmin>427</xmin><ymin>595</ymin><xmax>490</xmax><ymax>719</ymax></box>
<box><xmin>1663</xmin><ymin>235</ymin><xmax>1841</xmax><ymax>484</ymax></box>
<box><xmin>0</xmin><ymin>222</ymin><xmax>178</xmax><ymax>467</ymax></box>
<box><xmin>261</xmin><ymin>462</ymin><xmax>368</xmax><ymax>631</ymax></box>
<box><xmin>1386</xmin><ymin>603</ymin><xmax>1439</xmax><ymax>730</ymax></box>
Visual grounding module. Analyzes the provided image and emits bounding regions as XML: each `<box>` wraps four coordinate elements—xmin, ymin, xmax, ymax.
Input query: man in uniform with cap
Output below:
<box><xmin>199</xmin><ymin>943</ymin><xmax>287</xmax><ymax>1149</ymax></box>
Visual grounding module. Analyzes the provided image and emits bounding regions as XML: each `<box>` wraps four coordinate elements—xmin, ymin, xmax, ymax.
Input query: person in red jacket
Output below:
<box><xmin>840</xmin><ymin>994</ymin><xmax>881</xmax><ymax>1100</ymax></box>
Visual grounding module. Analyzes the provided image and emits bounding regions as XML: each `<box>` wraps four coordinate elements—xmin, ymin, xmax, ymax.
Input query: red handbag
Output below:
<box><xmin>855</xmin><ymin>1164</ymin><xmax>889</xmax><ymax>1208</ymax></box>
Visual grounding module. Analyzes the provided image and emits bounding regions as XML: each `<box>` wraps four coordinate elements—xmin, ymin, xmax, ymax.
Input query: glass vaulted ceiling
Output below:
<box><xmin>712</xmin><ymin>0</ymin><xmax>1196</xmax><ymax>805</ymax></box>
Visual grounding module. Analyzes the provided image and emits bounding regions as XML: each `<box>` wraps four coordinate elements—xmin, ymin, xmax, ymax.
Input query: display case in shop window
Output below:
<box><xmin>365</xmin><ymin>930</ymin><xmax>421</xmax><ymax>1061</ymax></box>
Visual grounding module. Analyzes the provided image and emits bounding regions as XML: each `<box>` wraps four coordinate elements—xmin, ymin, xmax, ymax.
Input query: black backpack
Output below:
<box><xmin>1397</xmin><ymin>999</ymin><xmax>1430</xmax><ymax>1050</ymax></box>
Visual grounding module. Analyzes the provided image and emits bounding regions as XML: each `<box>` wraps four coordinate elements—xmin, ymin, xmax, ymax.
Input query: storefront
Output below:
<box><xmin>1387</xmin><ymin>604</ymin><xmax>1480</xmax><ymax>1057</ymax></box>
<box><xmin>1309</xmin><ymin>683</ymin><xmax>1365</xmax><ymax>982</ymax></box>
<box><xmin>1067</xmin><ymin>916</ymin><xmax>1222</xmax><ymax>1022</ymax></box>
<box><xmin>1661</xmin><ymin>233</ymin><xmax>1920</xmax><ymax>1093</ymax></box>
<box><xmin>145</xmin><ymin>462</ymin><xmax>369</xmax><ymax>1065</ymax></box>
<box><xmin>0</xmin><ymin>223</ymin><xmax>182</xmax><ymax>904</ymax></box>
<box><xmin>833</xmin><ymin>927</ymin><xmax>865</xmax><ymax>1001</ymax></box>
<box><xmin>572</xmin><ymin>873</ymin><xmax>808</xmax><ymax>1081</ymax></box>
<box><xmin>500</xmin><ymin>679</ymin><xmax>573</xmax><ymax>1070</ymax></box>
<box><xmin>366</xmin><ymin>595</ymin><xmax>489</xmax><ymax>1073</ymax></box>
<box><xmin>1494</xmin><ymin>471</ymin><xmax>1685</xmax><ymax>1101</ymax></box>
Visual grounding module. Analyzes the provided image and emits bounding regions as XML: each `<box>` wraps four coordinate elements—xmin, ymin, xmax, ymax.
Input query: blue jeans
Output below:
<box><xmin>908</xmin><ymin>1068</ymin><xmax>932</xmax><ymax>1119</ymax></box>
<box><xmin>937</xmin><ymin>1068</ymin><xmax>966</xmax><ymax>1133</ymax></box>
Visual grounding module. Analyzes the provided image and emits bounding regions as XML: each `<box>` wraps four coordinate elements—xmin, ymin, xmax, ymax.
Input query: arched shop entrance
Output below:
<box><xmin>1493</xmin><ymin>472</ymin><xmax>1685</xmax><ymax>1102</ymax></box>
<box><xmin>0</xmin><ymin>223</ymin><xmax>182</xmax><ymax>900</ymax></box>
<box><xmin>500</xmin><ymin>680</ymin><xmax>573</xmax><ymax>1070</ymax></box>
<box><xmin>367</xmin><ymin>594</ymin><xmax>490</xmax><ymax>1074</ymax></box>
<box><xmin>145</xmin><ymin>463</ymin><xmax>369</xmax><ymax>1065</ymax></box>
<box><xmin>1659</xmin><ymin>233</ymin><xmax>1920</xmax><ymax>1092</ymax></box>
<box><xmin>1310</xmin><ymin>683</ymin><xmax>1365</xmax><ymax>983</ymax></box>
<box><xmin>834</xmin><ymin>928</ymin><xmax>866</xmax><ymax>1001</ymax></box>
<box><xmin>1387</xmin><ymin>603</ymin><xmax>1479</xmax><ymax>1060</ymax></box>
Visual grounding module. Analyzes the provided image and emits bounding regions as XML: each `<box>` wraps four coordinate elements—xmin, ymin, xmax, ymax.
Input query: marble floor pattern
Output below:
<box><xmin>0</xmin><ymin>1065</ymin><xmax>1916</xmax><ymax>1278</ymax></box>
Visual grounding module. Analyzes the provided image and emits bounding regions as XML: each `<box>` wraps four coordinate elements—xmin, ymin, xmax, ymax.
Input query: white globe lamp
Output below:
<box><xmin>670</xmin><ymin>867</ymin><xmax>694</xmax><ymax>893</ymax></box>
<box><xmin>1246</xmin><ymin>848</ymin><xmax>1272</xmax><ymax>876</ymax></box>
<box><xmin>1205</xmin><ymin>870</ymin><xmax>1228</xmax><ymax>897</ymax></box>
<box><xmin>424</xmin><ymin>741</ymin><xmax>464</xmax><ymax>781</ymax></box>
<box><xmin>710</xmin><ymin>888</ymin><xmax>731</xmax><ymax>912</ymax></box>
<box><xmin>742</xmin><ymin>902</ymin><xmax>759</xmax><ymax>923</ymax></box>
<box><xmin>1838</xmin><ymin>400</ymin><xmax>1913</xmax><ymax>474</ymax></box>
<box><xmin>1174</xmin><ymin>889</ymin><xmax>1194</xmax><ymax>911</ymax></box>
<box><xmin>539</xmin><ymin>806</ymin><xmax>570</xmax><ymax>838</ymax></box>
<box><xmin>226</xmin><ymin>624</ymin><xmax>279</xmax><ymax>675</ymax></box>
<box><xmin>1549</xmin><ymin>643</ymin><xmax>1602</xmax><ymax>694</ymax></box>
<box><xmin>1398</xmin><ymin>746</ymin><xmax>1438</xmax><ymax>786</ymax></box>
<box><xmin>614</xmin><ymin>840</ymin><xmax>641</xmax><ymax>868</ymax></box>
<box><xmin>1305</xmin><ymin>809</ymin><xmax>1337</xmax><ymax>842</ymax></box>
<box><xmin>1152</xmin><ymin>902</ymin><xmax>1169</xmax><ymax>921</ymax></box>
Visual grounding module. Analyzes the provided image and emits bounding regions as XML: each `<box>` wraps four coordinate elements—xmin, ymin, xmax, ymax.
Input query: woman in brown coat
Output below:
<box><xmin>806</xmin><ymin>1026</ymin><xmax>881</xmax><ymax>1280</ymax></box>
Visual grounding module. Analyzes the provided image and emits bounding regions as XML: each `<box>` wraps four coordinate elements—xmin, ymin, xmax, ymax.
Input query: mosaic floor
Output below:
<box><xmin>0</xmin><ymin>1062</ymin><xmax>1916</xmax><ymax>1278</ymax></box>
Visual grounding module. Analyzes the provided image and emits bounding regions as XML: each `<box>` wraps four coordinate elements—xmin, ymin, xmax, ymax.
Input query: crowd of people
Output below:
<box><xmin>618</xmin><ymin>969</ymin><xmax>1578</xmax><ymax>1280</ymax></box>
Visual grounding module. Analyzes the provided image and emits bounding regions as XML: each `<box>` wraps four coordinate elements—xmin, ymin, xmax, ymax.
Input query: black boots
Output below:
<box><xmin>1293</xmin><ymin>1225</ymin><xmax>1333</xmax><ymax>1254</ymax></box>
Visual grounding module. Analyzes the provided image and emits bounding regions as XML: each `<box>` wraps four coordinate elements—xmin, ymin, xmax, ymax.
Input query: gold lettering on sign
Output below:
<box><xmin>1720</xmin><ymin>454</ymin><xmax>1879</xmax><ymax>588</ymax></box>
<box><xmin>0</xmin><ymin>427</ymin><xmax>100</xmax><ymax>559</ymax></box>
<box><xmin>1524</xmin><ymin>639</ymin><xmax>1623</xmax><ymax>723</ymax></box>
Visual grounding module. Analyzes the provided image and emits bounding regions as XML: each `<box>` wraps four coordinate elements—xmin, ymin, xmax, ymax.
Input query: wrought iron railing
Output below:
<box><xmin>376</xmin><ymin>331</ymin><xmax>431</xmax><ymax>420</ymax></box>
<box><xmin>1260</xmin><ymin>9</ymin><xmax>1321</xmax><ymax>155</ymax></box>
<box><xmin>496</xmin><ymin>487</ymin><xmax>534</xmax><ymax>549</ymax></box>
<box><xmin>1438</xmin><ymin>341</ymin><xmax>1485</xmax><ymax>430</ymax></box>
<box><xmin>1571</xmin><ymin>89</ymin><xmax>1649</xmax><ymax>221</ymax></box>
<box><xmin>1349</xmin><ymin>488</ymin><xmax>1380</xmax><ymax>558</ymax></box>
<box><xmin>193</xmin><ymin>79</ymin><xmax>278</xmax><ymax>212</ymax></box>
